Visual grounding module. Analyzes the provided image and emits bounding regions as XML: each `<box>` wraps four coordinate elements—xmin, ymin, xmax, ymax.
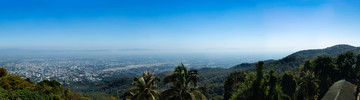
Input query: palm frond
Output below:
<box><xmin>161</xmin><ymin>63</ymin><xmax>206</xmax><ymax>100</ymax></box>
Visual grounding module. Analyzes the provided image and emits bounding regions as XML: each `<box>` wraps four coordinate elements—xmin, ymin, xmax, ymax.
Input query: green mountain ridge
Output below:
<box><xmin>231</xmin><ymin>44</ymin><xmax>360</xmax><ymax>72</ymax></box>
<box><xmin>196</xmin><ymin>44</ymin><xmax>360</xmax><ymax>98</ymax></box>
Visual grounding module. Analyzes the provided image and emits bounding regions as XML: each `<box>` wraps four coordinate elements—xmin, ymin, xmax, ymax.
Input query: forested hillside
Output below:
<box><xmin>232</xmin><ymin>44</ymin><xmax>360</xmax><ymax>72</ymax></box>
<box><xmin>198</xmin><ymin>44</ymin><xmax>360</xmax><ymax>99</ymax></box>
<box><xmin>228</xmin><ymin>50</ymin><xmax>360</xmax><ymax>100</ymax></box>
<box><xmin>0</xmin><ymin>68</ymin><xmax>90</xmax><ymax>100</ymax></box>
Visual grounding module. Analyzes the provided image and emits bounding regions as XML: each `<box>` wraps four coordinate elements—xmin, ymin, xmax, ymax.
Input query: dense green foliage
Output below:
<box><xmin>198</xmin><ymin>68</ymin><xmax>231</xmax><ymax>98</ymax></box>
<box><xmin>0</xmin><ymin>68</ymin><xmax>7</xmax><ymax>77</ymax></box>
<box><xmin>223</xmin><ymin>71</ymin><xmax>246</xmax><ymax>100</ymax></box>
<box><xmin>232</xmin><ymin>44</ymin><xmax>360</xmax><ymax>72</ymax></box>
<box><xmin>124</xmin><ymin>71</ymin><xmax>161</xmax><ymax>100</ymax></box>
<box><xmin>297</xmin><ymin>71</ymin><xmax>318</xmax><ymax>100</ymax></box>
<box><xmin>161</xmin><ymin>63</ymin><xmax>206</xmax><ymax>100</ymax></box>
<box><xmin>230</xmin><ymin>61</ymin><xmax>290</xmax><ymax>100</ymax></box>
<box><xmin>280</xmin><ymin>72</ymin><xmax>297</xmax><ymax>98</ymax></box>
<box><xmin>230</xmin><ymin>50</ymin><xmax>360</xmax><ymax>100</ymax></box>
<box><xmin>0</xmin><ymin>68</ymin><xmax>89</xmax><ymax>100</ymax></box>
<box><xmin>120</xmin><ymin>63</ymin><xmax>207</xmax><ymax>100</ymax></box>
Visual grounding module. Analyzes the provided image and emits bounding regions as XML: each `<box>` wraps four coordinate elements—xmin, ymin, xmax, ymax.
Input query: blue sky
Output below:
<box><xmin>0</xmin><ymin>0</ymin><xmax>360</xmax><ymax>54</ymax></box>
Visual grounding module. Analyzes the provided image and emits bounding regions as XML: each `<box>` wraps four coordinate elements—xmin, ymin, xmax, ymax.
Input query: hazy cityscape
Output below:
<box><xmin>0</xmin><ymin>53</ymin><xmax>274</xmax><ymax>85</ymax></box>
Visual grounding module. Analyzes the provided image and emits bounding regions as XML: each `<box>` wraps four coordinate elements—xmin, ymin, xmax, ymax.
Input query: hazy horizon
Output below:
<box><xmin>1</xmin><ymin>0</ymin><xmax>360</xmax><ymax>54</ymax></box>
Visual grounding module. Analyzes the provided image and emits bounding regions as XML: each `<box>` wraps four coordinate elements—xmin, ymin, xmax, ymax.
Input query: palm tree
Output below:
<box><xmin>124</xmin><ymin>71</ymin><xmax>160</xmax><ymax>100</ymax></box>
<box><xmin>298</xmin><ymin>71</ymin><xmax>319</xmax><ymax>100</ymax></box>
<box><xmin>161</xmin><ymin>63</ymin><xmax>206</xmax><ymax>100</ymax></box>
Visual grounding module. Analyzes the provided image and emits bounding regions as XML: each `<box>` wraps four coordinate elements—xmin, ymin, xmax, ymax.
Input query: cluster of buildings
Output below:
<box><xmin>0</xmin><ymin>55</ymin><xmax>244</xmax><ymax>85</ymax></box>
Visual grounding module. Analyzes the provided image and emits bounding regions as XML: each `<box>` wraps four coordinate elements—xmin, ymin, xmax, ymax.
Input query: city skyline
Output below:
<box><xmin>1</xmin><ymin>0</ymin><xmax>360</xmax><ymax>54</ymax></box>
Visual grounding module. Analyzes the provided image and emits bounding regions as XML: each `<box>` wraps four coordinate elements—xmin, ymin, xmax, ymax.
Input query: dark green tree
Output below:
<box><xmin>355</xmin><ymin>54</ymin><xmax>360</xmax><ymax>76</ymax></box>
<box><xmin>301</xmin><ymin>60</ymin><xmax>314</xmax><ymax>72</ymax></box>
<box><xmin>0</xmin><ymin>68</ymin><xmax>7</xmax><ymax>77</ymax></box>
<box><xmin>267</xmin><ymin>70</ymin><xmax>278</xmax><ymax>100</ymax></box>
<box><xmin>230</xmin><ymin>62</ymin><xmax>290</xmax><ymax>100</ymax></box>
<box><xmin>223</xmin><ymin>71</ymin><xmax>246</xmax><ymax>100</ymax></box>
<box><xmin>336</xmin><ymin>51</ymin><xmax>355</xmax><ymax>80</ymax></box>
<box><xmin>161</xmin><ymin>63</ymin><xmax>206</xmax><ymax>100</ymax></box>
<box><xmin>298</xmin><ymin>71</ymin><xmax>319</xmax><ymax>100</ymax></box>
<box><xmin>266</xmin><ymin>70</ymin><xmax>291</xmax><ymax>100</ymax></box>
<box><xmin>314</xmin><ymin>56</ymin><xmax>336</xmax><ymax>76</ymax></box>
<box><xmin>251</xmin><ymin>61</ymin><xmax>266</xmax><ymax>100</ymax></box>
<box><xmin>36</xmin><ymin>80</ymin><xmax>63</xmax><ymax>95</ymax></box>
<box><xmin>124</xmin><ymin>71</ymin><xmax>160</xmax><ymax>100</ymax></box>
<box><xmin>64</xmin><ymin>88</ymin><xmax>71</xmax><ymax>99</ymax></box>
<box><xmin>313</xmin><ymin>56</ymin><xmax>336</xmax><ymax>97</ymax></box>
<box><xmin>229</xmin><ymin>72</ymin><xmax>256</xmax><ymax>100</ymax></box>
<box><xmin>280</xmin><ymin>72</ymin><xmax>297</xmax><ymax>98</ymax></box>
